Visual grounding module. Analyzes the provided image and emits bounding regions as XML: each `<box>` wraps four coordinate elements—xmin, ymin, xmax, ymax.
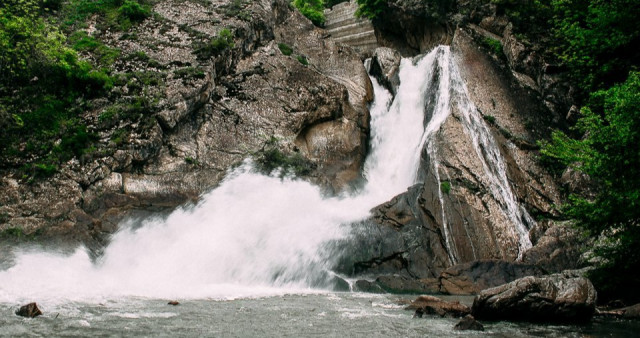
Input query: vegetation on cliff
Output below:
<box><xmin>535</xmin><ymin>0</ymin><xmax>640</xmax><ymax>303</ymax></box>
<box><xmin>292</xmin><ymin>0</ymin><xmax>326</xmax><ymax>26</ymax></box>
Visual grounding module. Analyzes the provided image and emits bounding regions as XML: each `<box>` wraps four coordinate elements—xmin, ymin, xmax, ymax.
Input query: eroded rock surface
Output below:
<box><xmin>471</xmin><ymin>271</ymin><xmax>597</xmax><ymax>322</ymax></box>
<box><xmin>407</xmin><ymin>295</ymin><xmax>471</xmax><ymax>318</ymax></box>
<box><xmin>0</xmin><ymin>0</ymin><xmax>371</xmax><ymax>246</ymax></box>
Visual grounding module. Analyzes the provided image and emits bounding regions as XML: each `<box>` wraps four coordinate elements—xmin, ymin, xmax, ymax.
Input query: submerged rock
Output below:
<box><xmin>471</xmin><ymin>271</ymin><xmax>597</xmax><ymax>322</ymax></box>
<box><xmin>406</xmin><ymin>295</ymin><xmax>470</xmax><ymax>318</ymax></box>
<box><xmin>454</xmin><ymin>314</ymin><xmax>484</xmax><ymax>331</ymax></box>
<box><xmin>16</xmin><ymin>302</ymin><xmax>42</xmax><ymax>318</ymax></box>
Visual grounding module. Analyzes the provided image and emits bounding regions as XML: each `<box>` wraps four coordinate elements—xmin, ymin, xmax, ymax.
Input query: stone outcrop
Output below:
<box><xmin>16</xmin><ymin>303</ymin><xmax>42</xmax><ymax>318</ymax></box>
<box><xmin>471</xmin><ymin>271</ymin><xmax>597</xmax><ymax>322</ymax></box>
<box><xmin>337</xmin><ymin>27</ymin><xmax>563</xmax><ymax>288</ymax></box>
<box><xmin>0</xmin><ymin>0</ymin><xmax>371</xmax><ymax>246</ymax></box>
<box><xmin>454</xmin><ymin>315</ymin><xmax>484</xmax><ymax>331</ymax></box>
<box><xmin>324</xmin><ymin>1</ymin><xmax>378</xmax><ymax>54</ymax></box>
<box><xmin>439</xmin><ymin>260</ymin><xmax>546</xmax><ymax>295</ymax></box>
<box><xmin>372</xmin><ymin>0</ymin><xmax>453</xmax><ymax>56</ymax></box>
<box><xmin>368</xmin><ymin>47</ymin><xmax>402</xmax><ymax>94</ymax></box>
<box><xmin>407</xmin><ymin>295</ymin><xmax>471</xmax><ymax>318</ymax></box>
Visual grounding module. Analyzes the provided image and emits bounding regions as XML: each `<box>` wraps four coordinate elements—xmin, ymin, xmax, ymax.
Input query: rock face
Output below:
<box><xmin>16</xmin><ymin>303</ymin><xmax>42</xmax><ymax>318</ymax></box>
<box><xmin>368</xmin><ymin>47</ymin><xmax>402</xmax><ymax>94</ymax></box>
<box><xmin>373</xmin><ymin>0</ymin><xmax>453</xmax><ymax>56</ymax></box>
<box><xmin>439</xmin><ymin>260</ymin><xmax>546</xmax><ymax>295</ymax></box>
<box><xmin>471</xmin><ymin>272</ymin><xmax>597</xmax><ymax>323</ymax></box>
<box><xmin>337</xmin><ymin>27</ymin><xmax>563</xmax><ymax>289</ymax></box>
<box><xmin>0</xmin><ymin>0</ymin><xmax>371</xmax><ymax>246</ymax></box>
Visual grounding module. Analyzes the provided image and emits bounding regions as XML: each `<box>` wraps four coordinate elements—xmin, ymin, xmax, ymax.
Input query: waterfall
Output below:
<box><xmin>0</xmin><ymin>46</ymin><xmax>533</xmax><ymax>304</ymax></box>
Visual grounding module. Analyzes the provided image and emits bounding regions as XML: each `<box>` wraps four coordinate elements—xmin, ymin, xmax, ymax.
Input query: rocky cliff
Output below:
<box><xmin>0</xmin><ymin>0</ymin><xmax>371</xmax><ymax>251</ymax></box>
<box><xmin>1</xmin><ymin>0</ymin><xmax>583</xmax><ymax>290</ymax></box>
<box><xmin>334</xmin><ymin>0</ymin><xmax>585</xmax><ymax>292</ymax></box>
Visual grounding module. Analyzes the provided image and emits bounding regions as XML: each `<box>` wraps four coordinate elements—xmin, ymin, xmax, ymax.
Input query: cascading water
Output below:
<box><xmin>0</xmin><ymin>46</ymin><xmax>533</xmax><ymax>306</ymax></box>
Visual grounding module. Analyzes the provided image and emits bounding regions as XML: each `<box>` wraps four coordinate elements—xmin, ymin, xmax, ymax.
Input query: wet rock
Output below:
<box><xmin>376</xmin><ymin>275</ymin><xmax>441</xmax><ymax>294</ymax></box>
<box><xmin>16</xmin><ymin>303</ymin><xmax>42</xmax><ymax>318</ymax></box>
<box><xmin>454</xmin><ymin>314</ymin><xmax>484</xmax><ymax>331</ymax></box>
<box><xmin>471</xmin><ymin>271</ymin><xmax>597</xmax><ymax>323</ymax></box>
<box><xmin>439</xmin><ymin>260</ymin><xmax>546</xmax><ymax>295</ymax></box>
<box><xmin>369</xmin><ymin>47</ymin><xmax>402</xmax><ymax>94</ymax></box>
<box><xmin>353</xmin><ymin>280</ymin><xmax>385</xmax><ymax>294</ymax></box>
<box><xmin>406</xmin><ymin>295</ymin><xmax>470</xmax><ymax>318</ymax></box>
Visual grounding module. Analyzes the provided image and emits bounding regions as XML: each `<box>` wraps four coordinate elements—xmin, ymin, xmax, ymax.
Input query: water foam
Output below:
<box><xmin>0</xmin><ymin>46</ymin><xmax>533</xmax><ymax>305</ymax></box>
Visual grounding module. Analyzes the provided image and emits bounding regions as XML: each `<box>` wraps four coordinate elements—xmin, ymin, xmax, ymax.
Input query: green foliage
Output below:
<box><xmin>481</xmin><ymin>37</ymin><xmax>503</xmax><ymax>56</ymax></box>
<box><xmin>297</xmin><ymin>55</ymin><xmax>309</xmax><ymax>65</ymax></box>
<box><xmin>483</xmin><ymin>115</ymin><xmax>496</xmax><ymax>124</ymax></box>
<box><xmin>70</xmin><ymin>31</ymin><xmax>121</xmax><ymax>67</ymax></box>
<box><xmin>292</xmin><ymin>0</ymin><xmax>325</xmax><ymax>27</ymax></box>
<box><xmin>219</xmin><ymin>0</ymin><xmax>251</xmax><ymax>21</ymax></box>
<box><xmin>61</xmin><ymin>0</ymin><xmax>152</xmax><ymax>31</ymax></box>
<box><xmin>196</xmin><ymin>28</ymin><xmax>234</xmax><ymax>59</ymax></box>
<box><xmin>253</xmin><ymin>136</ymin><xmax>315</xmax><ymax>177</ymax></box>
<box><xmin>184</xmin><ymin>157</ymin><xmax>198</xmax><ymax>165</ymax></box>
<box><xmin>549</xmin><ymin>0</ymin><xmax>640</xmax><ymax>99</ymax></box>
<box><xmin>355</xmin><ymin>0</ymin><xmax>387</xmax><ymax>19</ymax></box>
<box><xmin>174</xmin><ymin>67</ymin><xmax>206</xmax><ymax>80</ymax></box>
<box><xmin>540</xmin><ymin>72</ymin><xmax>640</xmax><ymax>302</ymax></box>
<box><xmin>278</xmin><ymin>43</ymin><xmax>293</xmax><ymax>56</ymax></box>
<box><xmin>118</xmin><ymin>0</ymin><xmax>150</xmax><ymax>22</ymax></box>
<box><xmin>440</xmin><ymin>181</ymin><xmax>451</xmax><ymax>194</ymax></box>
<box><xmin>0</xmin><ymin>226</ymin><xmax>43</xmax><ymax>240</ymax></box>
<box><xmin>0</xmin><ymin>0</ymin><xmax>111</xmax><ymax>176</ymax></box>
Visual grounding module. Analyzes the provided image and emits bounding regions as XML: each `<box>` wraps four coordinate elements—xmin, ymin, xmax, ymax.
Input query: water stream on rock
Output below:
<box><xmin>0</xmin><ymin>45</ymin><xmax>633</xmax><ymax>337</ymax></box>
<box><xmin>0</xmin><ymin>47</ymin><xmax>452</xmax><ymax>305</ymax></box>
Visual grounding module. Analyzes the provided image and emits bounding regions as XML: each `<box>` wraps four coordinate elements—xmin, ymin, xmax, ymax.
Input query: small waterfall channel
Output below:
<box><xmin>0</xmin><ymin>47</ymin><xmax>532</xmax><ymax>305</ymax></box>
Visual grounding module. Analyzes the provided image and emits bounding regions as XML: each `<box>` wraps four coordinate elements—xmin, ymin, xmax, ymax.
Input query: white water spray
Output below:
<box><xmin>0</xmin><ymin>46</ymin><xmax>532</xmax><ymax>305</ymax></box>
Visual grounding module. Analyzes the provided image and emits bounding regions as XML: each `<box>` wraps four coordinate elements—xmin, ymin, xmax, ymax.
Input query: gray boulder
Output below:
<box><xmin>471</xmin><ymin>271</ymin><xmax>597</xmax><ymax>322</ymax></box>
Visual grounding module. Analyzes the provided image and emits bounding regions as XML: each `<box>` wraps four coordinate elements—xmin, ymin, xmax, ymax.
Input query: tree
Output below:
<box><xmin>551</xmin><ymin>0</ymin><xmax>640</xmax><ymax>100</ymax></box>
<box><xmin>540</xmin><ymin>71</ymin><xmax>640</xmax><ymax>302</ymax></box>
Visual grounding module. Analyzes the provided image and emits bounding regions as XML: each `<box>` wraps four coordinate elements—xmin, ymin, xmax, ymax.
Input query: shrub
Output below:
<box><xmin>278</xmin><ymin>43</ymin><xmax>293</xmax><ymax>56</ymax></box>
<box><xmin>440</xmin><ymin>181</ymin><xmax>451</xmax><ymax>194</ymax></box>
<box><xmin>292</xmin><ymin>0</ymin><xmax>325</xmax><ymax>27</ymax></box>
<box><xmin>196</xmin><ymin>28</ymin><xmax>234</xmax><ymax>59</ymax></box>
<box><xmin>482</xmin><ymin>37</ymin><xmax>503</xmax><ymax>56</ymax></box>
<box><xmin>118</xmin><ymin>0</ymin><xmax>150</xmax><ymax>22</ymax></box>
<box><xmin>297</xmin><ymin>55</ymin><xmax>309</xmax><ymax>65</ymax></box>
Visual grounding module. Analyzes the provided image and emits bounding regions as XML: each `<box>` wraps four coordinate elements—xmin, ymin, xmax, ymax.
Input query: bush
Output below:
<box><xmin>196</xmin><ymin>28</ymin><xmax>234</xmax><ymax>59</ymax></box>
<box><xmin>482</xmin><ymin>37</ymin><xmax>503</xmax><ymax>56</ymax></box>
<box><xmin>292</xmin><ymin>0</ymin><xmax>325</xmax><ymax>27</ymax></box>
<box><xmin>278</xmin><ymin>43</ymin><xmax>293</xmax><ymax>56</ymax></box>
<box><xmin>440</xmin><ymin>181</ymin><xmax>451</xmax><ymax>194</ymax></box>
<box><xmin>297</xmin><ymin>55</ymin><xmax>309</xmax><ymax>65</ymax></box>
<box><xmin>118</xmin><ymin>0</ymin><xmax>150</xmax><ymax>22</ymax></box>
